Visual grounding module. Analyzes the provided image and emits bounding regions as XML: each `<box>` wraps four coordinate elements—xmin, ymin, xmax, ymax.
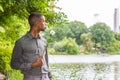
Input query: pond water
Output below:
<box><xmin>49</xmin><ymin>55</ymin><xmax>120</xmax><ymax>80</ymax></box>
<box><xmin>50</xmin><ymin>63</ymin><xmax>120</xmax><ymax>80</ymax></box>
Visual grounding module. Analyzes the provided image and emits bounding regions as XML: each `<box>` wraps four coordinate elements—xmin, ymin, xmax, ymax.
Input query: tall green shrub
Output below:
<box><xmin>53</xmin><ymin>37</ymin><xmax>79</xmax><ymax>55</ymax></box>
<box><xmin>106</xmin><ymin>40</ymin><xmax>120</xmax><ymax>54</ymax></box>
<box><xmin>0</xmin><ymin>41</ymin><xmax>12</xmax><ymax>74</ymax></box>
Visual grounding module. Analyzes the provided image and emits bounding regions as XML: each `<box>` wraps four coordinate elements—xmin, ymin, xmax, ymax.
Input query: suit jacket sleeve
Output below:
<box><xmin>10</xmin><ymin>41</ymin><xmax>32</xmax><ymax>70</ymax></box>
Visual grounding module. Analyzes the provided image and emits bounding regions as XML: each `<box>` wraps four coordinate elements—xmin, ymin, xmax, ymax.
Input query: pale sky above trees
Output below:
<box><xmin>57</xmin><ymin>0</ymin><xmax>120</xmax><ymax>30</ymax></box>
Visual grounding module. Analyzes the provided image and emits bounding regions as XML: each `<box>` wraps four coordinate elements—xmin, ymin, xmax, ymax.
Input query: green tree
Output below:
<box><xmin>80</xmin><ymin>32</ymin><xmax>93</xmax><ymax>51</ymax></box>
<box><xmin>89</xmin><ymin>22</ymin><xmax>114</xmax><ymax>48</ymax></box>
<box><xmin>44</xmin><ymin>23</ymin><xmax>72</xmax><ymax>42</ymax></box>
<box><xmin>114</xmin><ymin>32</ymin><xmax>120</xmax><ymax>41</ymax></box>
<box><xmin>45</xmin><ymin>21</ymin><xmax>88</xmax><ymax>45</ymax></box>
<box><xmin>67</xmin><ymin>21</ymin><xmax>88</xmax><ymax>45</ymax></box>
<box><xmin>106</xmin><ymin>40</ymin><xmax>120</xmax><ymax>54</ymax></box>
<box><xmin>0</xmin><ymin>0</ymin><xmax>67</xmax><ymax>26</ymax></box>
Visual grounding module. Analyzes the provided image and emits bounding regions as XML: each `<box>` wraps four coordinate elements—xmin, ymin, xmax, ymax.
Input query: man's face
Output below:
<box><xmin>37</xmin><ymin>16</ymin><xmax>46</xmax><ymax>31</ymax></box>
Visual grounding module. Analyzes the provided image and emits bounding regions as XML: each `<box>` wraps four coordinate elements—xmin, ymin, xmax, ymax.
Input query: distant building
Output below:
<box><xmin>114</xmin><ymin>8</ymin><xmax>120</xmax><ymax>32</ymax></box>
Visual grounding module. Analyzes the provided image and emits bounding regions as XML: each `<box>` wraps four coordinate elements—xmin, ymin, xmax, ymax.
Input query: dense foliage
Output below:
<box><xmin>89</xmin><ymin>23</ymin><xmax>114</xmax><ymax>46</ymax></box>
<box><xmin>0</xmin><ymin>0</ymin><xmax>67</xmax><ymax>75</ymax></box>
<box><xmin>0</xmin><ymin>0</ymin><xmax>67</xmax><ymax>26</ymax></box>
<box><xmin>49</xmin><ymin>37</ymin><xmax>79</xmax><ymax>55</ymax></box>
<box><xmin>45</xmin><ymin>22</ymin><xmax>120</xmax><ymax>55</ymax></box>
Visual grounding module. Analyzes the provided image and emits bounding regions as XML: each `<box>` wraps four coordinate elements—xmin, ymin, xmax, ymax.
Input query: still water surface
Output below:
<box><xmin>49</xmin><ymin>55</ymin><xmax>120</xmax><ymax>80</ymax></box>
<box><xmin>50</xmin><ymin>63</ymin><xmax>116</xmax><ymax>80</ymax></box>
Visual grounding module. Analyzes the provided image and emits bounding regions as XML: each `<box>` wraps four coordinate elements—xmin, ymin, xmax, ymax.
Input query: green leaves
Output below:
<box><xmin>81</xmin><ymin>32</ymin><xmax>93</xmax><ymax>51</ymax></box>
<box><xmin>0</xmin><ymin>0</ymin><xmax>67</xmax><ymax>26</ymax></box>
<box><xmin>89</xmin><ymin>22</ymin><xmax>114</xmax><ymax>46</ymax></box>
<box><xmin>0</xmin><ymin>5</ymin><xmax>4</xmax><ymax>12</ymax></box>
<box><xmin>114</xmin><ymin>32</ymin><xmax>120</xmax><ymax>41</ymax></box>
<box><xmin>0</xmin><ymin>26</ymin><xmax>5</xmax><ymax>33</ymax></box>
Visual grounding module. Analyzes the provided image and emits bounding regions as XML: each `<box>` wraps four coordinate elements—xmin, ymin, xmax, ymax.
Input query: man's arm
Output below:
<box><xmin>10</xmin><ymin>41</ymin><xmax>32</xmax><ymax>70</ymax></box>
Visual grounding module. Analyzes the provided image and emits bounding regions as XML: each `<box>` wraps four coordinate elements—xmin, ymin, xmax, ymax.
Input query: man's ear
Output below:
<box><xmin>34</xmin><ymin>21</ymin><xmax>39</xmax><ymax>26</ymax></box>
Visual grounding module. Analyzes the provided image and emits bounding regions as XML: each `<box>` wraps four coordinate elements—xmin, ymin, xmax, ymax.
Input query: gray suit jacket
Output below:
<box><xmin>10</xmin><ymin>32</ymin><xmax>52</xmax><ymax>78</ymax></box>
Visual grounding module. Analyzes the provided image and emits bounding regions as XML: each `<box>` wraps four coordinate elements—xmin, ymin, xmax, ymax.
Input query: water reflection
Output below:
<box><xmin>50</xmin><ymin>63</ymin><xmax>118</xmax><ymax>80</ymax></box>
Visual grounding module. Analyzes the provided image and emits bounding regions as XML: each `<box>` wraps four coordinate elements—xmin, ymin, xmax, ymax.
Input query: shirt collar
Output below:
<box><xmin>26</xmin><ymin>32</ymin><xmax>41</xmax><ymax>39</ymax></box>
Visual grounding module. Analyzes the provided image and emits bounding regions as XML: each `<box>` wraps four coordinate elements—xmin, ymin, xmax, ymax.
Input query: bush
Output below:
<box><xmin>106</xmin><ymin>40</ymin><xmax>120</xmax><ymax>54</ymax></box>
<box><xmin>48</xmin><ymin>48</ymin><xmax>56</xmax><ymax>55</ymax></box>
<box><xmin>64</xmin><ymin>39</ymin><xmax>79</xmax><ymax>55</ymax></box>
<box><xmin>0</xmin><ymin>40</ymin><xmax>13</xmax><ymax>74</ymax></box>
<box><xmin>0</xmin><ymin>15</ymin><xmax>28</xmax><ymax>75</ymax></box>
<box><xmin>7</xmin><ymin>70</ymin><xmax>23</xmax><ymax>80</ymax></box>
<box><xmin>53</xmin><ymin>37</ymin><xmax>79</xmax><ymax>55</ymax></box>
<box><xmin>53</xmin><ymin>42</ymin><xmax>65</xmax><ymax>52</ymax></box>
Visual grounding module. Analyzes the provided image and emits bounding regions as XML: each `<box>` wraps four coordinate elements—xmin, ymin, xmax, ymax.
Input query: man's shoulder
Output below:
<box><xmin>15</xmin><ymin>34</ymin><xmax>27</xmax><ymax>44</ymax></box>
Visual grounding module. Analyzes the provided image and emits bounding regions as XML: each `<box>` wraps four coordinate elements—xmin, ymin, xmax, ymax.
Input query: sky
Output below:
<box><xmin>56</xmin><ymin>0</ymin><xmax>120</xmax><ymax>30</ymax></box>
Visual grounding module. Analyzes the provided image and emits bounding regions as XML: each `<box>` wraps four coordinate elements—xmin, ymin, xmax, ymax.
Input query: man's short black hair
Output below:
<box><xmin>28</xmin><ymin>12</ymin><xmax>43</xmax><ymax>27</ymax></box>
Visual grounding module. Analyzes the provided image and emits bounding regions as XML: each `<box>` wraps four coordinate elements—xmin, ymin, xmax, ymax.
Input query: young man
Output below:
<box><xmin>10</xmin><ymin>12</ymin><xmax>52</xmax><ymax>80</ymax></box>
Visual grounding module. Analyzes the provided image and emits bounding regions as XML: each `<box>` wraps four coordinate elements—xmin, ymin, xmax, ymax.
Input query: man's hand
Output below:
<box><xmin>31</xmin><ymin>56</ymin><xmax>43</xmax><ymax>68</ymax></box>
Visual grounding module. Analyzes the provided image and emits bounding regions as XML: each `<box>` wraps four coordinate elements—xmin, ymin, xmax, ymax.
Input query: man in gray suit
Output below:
<box><xmin>10</xmin><ymin>12</ymin><xmax>52</xmax><ymax>80</ymax></box>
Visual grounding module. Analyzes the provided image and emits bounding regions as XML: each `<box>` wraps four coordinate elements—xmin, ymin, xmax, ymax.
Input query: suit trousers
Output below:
<box><xmin>24</xmin><ymin>73</ymin><xmax>50</xmax><ymax>80</ymax></box>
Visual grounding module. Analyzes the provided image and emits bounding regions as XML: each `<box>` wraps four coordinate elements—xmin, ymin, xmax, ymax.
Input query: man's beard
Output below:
<box><xmin>38</xmin><ymin>26</ymin><xmax>46</xmax><ymax>32</ymax></box>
